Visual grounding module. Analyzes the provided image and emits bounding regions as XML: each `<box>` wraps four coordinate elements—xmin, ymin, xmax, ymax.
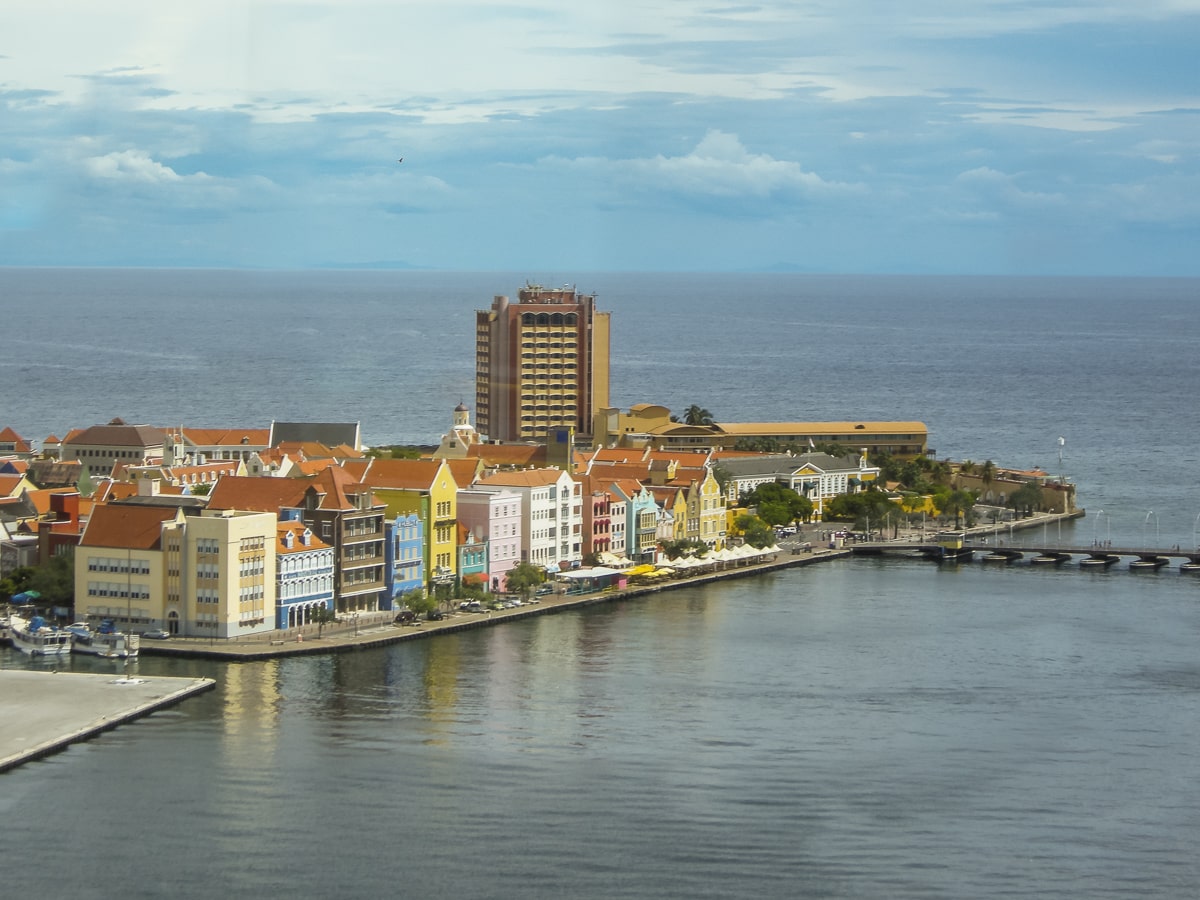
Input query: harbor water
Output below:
<box><xmin>2</xmin><ymin>270</ymin><xmax>1199</xmax><ymax>897</ymax></box>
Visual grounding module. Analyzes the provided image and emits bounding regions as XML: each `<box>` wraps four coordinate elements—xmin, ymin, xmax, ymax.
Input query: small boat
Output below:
<box><xmin>67</xmin><ymin>619</ymin><xmax>140</xmax><ymax>659</ymax></box>
<box><xmin>9</xmin><ymin>613</ymin><xmax>72</xmax><ymax>656</ymax></box>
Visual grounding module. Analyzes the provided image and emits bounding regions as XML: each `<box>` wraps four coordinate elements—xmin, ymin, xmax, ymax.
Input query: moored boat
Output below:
<box><xmin>67</xmin><ymin>619</ymin><xmax>140</xmax><ymax>659</ymax></box>
<box><xmin>9</xmin><ymin>613</ymin><xmax>72</xmax><ymax>656</ymax></box>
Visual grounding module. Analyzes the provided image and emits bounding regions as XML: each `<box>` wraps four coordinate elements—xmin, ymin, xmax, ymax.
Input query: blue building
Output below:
<box><xmin>275</xmin><ymin>519</ymin><xmax>336</xmax><ymax>629</ymax></box>
<box><xmin>386</xmin><ymin>513</ymin><xmax>425</xmax><ymax>608</ymax></box>
<box><xmin>456</xmin><ymin>524</ymin><xmax>489</xmax><ymax>592</ymax></box>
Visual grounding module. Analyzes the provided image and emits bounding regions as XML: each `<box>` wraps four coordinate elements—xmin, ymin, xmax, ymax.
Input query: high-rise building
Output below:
<box><xmin>475</xmin><ymin>283</ymin><xmax>611</xmax><ymax>444</ymax></box>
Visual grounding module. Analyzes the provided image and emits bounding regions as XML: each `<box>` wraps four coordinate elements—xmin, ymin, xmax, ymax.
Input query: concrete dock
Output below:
<box><xmin>0</xmin><ymin>669</ymin><xmax>215</xmax><ymax>773</ymax></box>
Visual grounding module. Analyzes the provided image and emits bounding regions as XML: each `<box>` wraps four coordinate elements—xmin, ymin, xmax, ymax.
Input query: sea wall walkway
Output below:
<box><xmin>145</xmin><ymin>545</ymin><xmax>848</xmax><ymax>662</ymax></box>
<box><xmin>148</xmin><ymin>510</ymin><xmax>1085</xmax><ymax>661</ymax></box>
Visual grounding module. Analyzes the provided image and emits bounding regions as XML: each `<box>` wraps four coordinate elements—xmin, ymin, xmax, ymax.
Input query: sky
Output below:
<box><xmin>2</xmin><ymin>1</ymin><xmax>1198</xmax><ymax>275</ymax></box>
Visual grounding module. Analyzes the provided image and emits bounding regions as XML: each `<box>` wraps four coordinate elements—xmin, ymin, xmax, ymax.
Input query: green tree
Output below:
<box><xmin>682</xmin><ymin>405</ymin><xmax>715</xmax><ymax>426</ymax></box>
<box><xmin>400</xmin><ymin>588</ymin><xmax>436</xmax><ymax>615</ymax></box>
<box><xmin>189</xmin><ymin>482</ymin><xmax>213</xmax><ymax>496</ymax></box>
<box><xmin>311</xmin><ymin>605</ymin><xmax>337</xmax><ymax>638</ymax></box>
<box><xmin>1009</xmin><ymin>482</ymin><xmax>1042</xmax><ymax>518</ymax></box>
<box><xmin>824</xmin><ymin>489</ymin><xmax>896</xmax><ymax>532</ymax></box>
<box><xmin>742</xmin><ymin>482</ymin><xmax>813</xmax><ymax>525</ymax></box>
<box><xmin>733</xmin><ymin>514</ymin><xmax>775</xmax><ymax>549</ymax></box>
<box><xmin>980</xmin><ymin>460</ymin><xmax>996</xmax><ymax>494</ymax></box>
<box><xmin>935</xmin><ymin>488</ymin><xmax>977</xmax><ymax>528</ymax></box>
<box><xmin>504</xmin><ymin>561</ymin><xmax>546</xmax><ymax>598</ymax></box>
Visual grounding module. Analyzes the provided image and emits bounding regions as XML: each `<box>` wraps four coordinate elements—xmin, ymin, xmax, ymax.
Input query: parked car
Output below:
<box><xmin>394</xmin><ymin>609</ymin><xmax>417</xmax><ymax>625</ymax></box>
<box><xmin>142</xmin><ymin>628</ymin><xmax>170</xmax><ymax>640</ymax></box>
<box><xmin>535</xmin><ymin>583</ymin><xmax>554</xmax><ymax>595</ymax></box>
<box><xmin>426</xmin><ymin>610</ymin><xmax>445</xmax><ymax>621</ymax></box>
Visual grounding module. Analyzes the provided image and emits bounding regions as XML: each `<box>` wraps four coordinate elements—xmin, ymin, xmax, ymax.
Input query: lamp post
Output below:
<box><xmin>1093</xmin><ymin>509</ymin><xmax>1106</xmax><ymax>547</ymax></box>
<box><xmin>1143</xmin><ymin>510</ymin><xmax>1159</xmax><ymax>550</ymax></box>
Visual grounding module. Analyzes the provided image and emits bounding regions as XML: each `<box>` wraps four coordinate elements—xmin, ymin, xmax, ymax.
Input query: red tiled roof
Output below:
<box><xmin>167</xmin><ymin>427</ymin><xmax>271</xmax><ymax>447</ymax></box>
<box><xmin>80</xmin><ymin>504</ymin><xmax>180</xmax><ymax>550</ymax></box>
<box><xmin>63</xmin><ymin>424</ymin><xmax>166</xmax><ymax>448</ymax></box>
<box><xmin>464</xmin><ymin>443</ymin><xmax>546</xmax><ymax>467</ymax></box>
<box><xmin>276</xmin><ymin>521</ymin><xmax>331</xmax><ymax>554</ymax></box>
<box><xmin>207</xmin><ymin>476</ymin><xmax>311</xmax><ymax>513</ymax></box>
<box><xmin>477</xmin><ymin>468</ymin><xmax>565</xmax><ymax>488</ymax></box>
<box><xmin>360</xmin><ymin>458</ymin><xmax>448</xmax><ymax>491</ymax></box>
<box><xmin>0</xmin><ymin>427</ymin><xmax>32</xmax><ymax>452</ymax></box>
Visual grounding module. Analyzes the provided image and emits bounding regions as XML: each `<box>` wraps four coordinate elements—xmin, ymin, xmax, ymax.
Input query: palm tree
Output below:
<box><xmin>682</xmin><ymin>404</ymin><xmax>714</xmax><ymax>426</ymax></box>
<box><xmin>979</xmin><ymin>460</ymin><xmax>996</xmax><ymax>502</ymax></box>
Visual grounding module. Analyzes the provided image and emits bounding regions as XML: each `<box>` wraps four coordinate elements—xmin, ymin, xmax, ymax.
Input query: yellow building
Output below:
<box><xmin>76</xmin><ymin>504</ymin><xmax>277</xmax><ymax>639</ymax></box>
<box><xmin>593</xmin><ymin>405</ymin><xmax>927</xmax><ymax>458</ymax></box>
<box><xmin>359</xmin><ymin>458</ymin><xmax>460</xmax><ymax>590</ymax></box>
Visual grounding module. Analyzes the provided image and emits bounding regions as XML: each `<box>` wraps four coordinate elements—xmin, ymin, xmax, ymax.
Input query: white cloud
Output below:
<box><xmin>547</xmin><ymin>130</ymin><xmax>863</xmax><ymax>202</ymax></box>
<box><xmin>84</xmin><ymin>149</ymin><xmax>194</xmax><ymax>183</ymax></box>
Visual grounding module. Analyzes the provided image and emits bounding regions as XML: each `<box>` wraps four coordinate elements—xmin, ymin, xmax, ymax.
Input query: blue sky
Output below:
<box><xmin>2</xmin><ymin>1</ymin><xmax>1198</xmax><ymax>274</ymax></box>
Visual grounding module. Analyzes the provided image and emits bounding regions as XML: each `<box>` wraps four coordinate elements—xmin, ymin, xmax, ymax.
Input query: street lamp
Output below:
<box><xmin>1143</xmin><ymin>510</ymin><xmax>1159</xmax><ymax>549</ymax></box>
<box><xmin>1093</xmin><ymin>509</ymin><xmax>1108</xmax><ymax>547</ymax></box>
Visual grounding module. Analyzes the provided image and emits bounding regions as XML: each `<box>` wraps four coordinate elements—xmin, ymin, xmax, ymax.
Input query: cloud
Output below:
<box><xmin>542</xmin><ymin>129</ymin><xmax>863</xmax><ymax>216</ymax></box>
<box><xmin>84</xmin><ymin>149</ymin><xmax>195</xmax><ymax>183</ymax></box>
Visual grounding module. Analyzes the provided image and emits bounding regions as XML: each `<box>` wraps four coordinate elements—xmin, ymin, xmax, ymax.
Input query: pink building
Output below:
<box><xmin>457</xmin><ymin>488</ymin><xmax>523</xmax><ymax>592</ymax></box>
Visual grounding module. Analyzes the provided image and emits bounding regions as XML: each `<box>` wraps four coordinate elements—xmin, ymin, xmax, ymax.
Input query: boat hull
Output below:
<box><xmin>11</xmin><ymin>619</ymin><xmax>72</xmax><ymax>656</ymax></box>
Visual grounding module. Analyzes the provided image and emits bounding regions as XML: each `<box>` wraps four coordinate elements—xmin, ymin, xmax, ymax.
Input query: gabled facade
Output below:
<box><xmin>456</xmin><ymin>524</ymin><xmax>489</xmax><ymax>591</ymax></box>
<box><xmin>609</xmin><ymin>480</ymin><xmax>658</xmax><ymax>562</ymax></box>
<box><xmin>359</xmin><ymin>458</ymin><xmax>459</xmax><ymax>592</ymax></box>
<box><xmin>457</xmin><ymin>488</ymin><xmax>522</xmax><ymax>592</ymax></box>
<box><xmin>276</xmin><ymin>517</ymin><xmax>335</xmax><ymax>629</ymax></box>
<box><xmin>0</xmin><ymin>427</ymin><xmax>34</xmax><ymax>459</ymax></box>
<box><xmin>206</xmin><ymin>468</ymin><xmax>388</xmax><ymax>615</ymax></box>
<box><xmin>788</xmin><ymin>452</ymin><xmax>881</xmax><ymax>521</ymax></box>
<box><xmin>386</xmin><ymin>513</ymin><xmax>425</xmax><ymax>603</ymax></box>
<box><xmin>475</xmin><ymin>468</ymin><xmax>583</xmax><ymax>570</ymax></box>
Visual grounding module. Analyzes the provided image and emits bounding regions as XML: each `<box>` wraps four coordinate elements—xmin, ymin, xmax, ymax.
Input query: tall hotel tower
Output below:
<box><xmin>475</xmin><ymin>283</ymin><xmax>611</xmax><ymax>444</ymax></box>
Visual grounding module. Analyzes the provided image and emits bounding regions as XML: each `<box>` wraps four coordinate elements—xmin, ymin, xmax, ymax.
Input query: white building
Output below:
<box><xmin>475</xmin><ymin>468</ymin><xmax>583</xmax><ymax>571</ymax></box>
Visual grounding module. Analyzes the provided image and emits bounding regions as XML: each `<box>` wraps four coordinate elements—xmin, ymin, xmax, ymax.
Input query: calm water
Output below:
<box><xmin>3</xmin><ymin>270</ymin><xmax>1200</xmax><ymax>897</ymax></box>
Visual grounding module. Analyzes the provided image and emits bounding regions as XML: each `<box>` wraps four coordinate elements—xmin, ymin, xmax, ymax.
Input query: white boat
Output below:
<box><xmin>9</xmin><ymin>613</ymin><xmax>72</xmax><ymax>656</ymax></box>
<box><xmin>67</xmin><ymin>620</ymin><xmax>141</xmax><ymax>659</ymax></box>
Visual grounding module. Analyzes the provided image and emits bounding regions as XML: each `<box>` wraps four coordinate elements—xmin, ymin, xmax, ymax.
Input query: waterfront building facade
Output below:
<box><xmin>76</xmin><ymin>504</ymin><xmax>278</xmax><ymax>638</ymax></box>
<box><xmin>475</xmin><ymin>284</ymin><xmax>611</xmax><ymax>444</ymax></box>
<box><xmin>457</xmin><ymin>488</ymin><xmax>522</xmax><ymax>592</ymax></box>
<box><xmin>386</xmin><ymin>512</ymin><xmax>425</xmax><ymax>604</ymax></box>
<box><xmin>74</xmin><ymin>504</ymin><xmax>177</xmax><ymax>633</ymax></box>
<box><xmin>476</xmin><ymin>468</ymin><xmax>583</xmax><ymax>570</ymax></box>
<box><xmin>609</xmin><ymin>479</ymin><xmax>658</xmax><ymax>563</ymax></box>
<box><xmin>358</xmin><ymin>458</ymin><xmax>459</xmax><ymax>593</ymax></box>
<box><xmin>457</xmin><ymin>525</ymin><xmax>489</xmax><ymax>592</ymax></box>
<box><xmin>275</xmin><ymin>517</ymin><xmax>335</xmax><ymax>629</ymax></box>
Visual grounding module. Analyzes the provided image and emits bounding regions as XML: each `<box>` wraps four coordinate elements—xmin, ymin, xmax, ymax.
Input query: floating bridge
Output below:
<box><xmin>851</xmin><ymin>538</ymin><xmax>1200</xmax><ymax>573</ymax></box>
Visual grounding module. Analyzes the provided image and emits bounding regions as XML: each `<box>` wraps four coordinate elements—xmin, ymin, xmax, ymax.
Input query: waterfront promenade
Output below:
<box><xmin>142</xmin><ymin>542</ymin><xmax>849</xmax><ymax>661</ymax></box>
<box><xmin>141</xmin><ymin>509</ymin><xmax>1083</xmax><ymax>662</ymax></box>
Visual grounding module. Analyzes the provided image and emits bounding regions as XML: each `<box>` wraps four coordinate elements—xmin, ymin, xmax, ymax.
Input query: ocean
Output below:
<box><xmin>2</xmin><ymin>269</ymin><xmax>1200</xmax><ymax>897</ymax></box>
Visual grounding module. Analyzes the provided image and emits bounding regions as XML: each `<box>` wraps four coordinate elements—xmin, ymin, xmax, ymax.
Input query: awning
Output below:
<box><xmin>555</xmin><ymin>566</ymin><xmax>623</xmax><ymax>580</ymax></box>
